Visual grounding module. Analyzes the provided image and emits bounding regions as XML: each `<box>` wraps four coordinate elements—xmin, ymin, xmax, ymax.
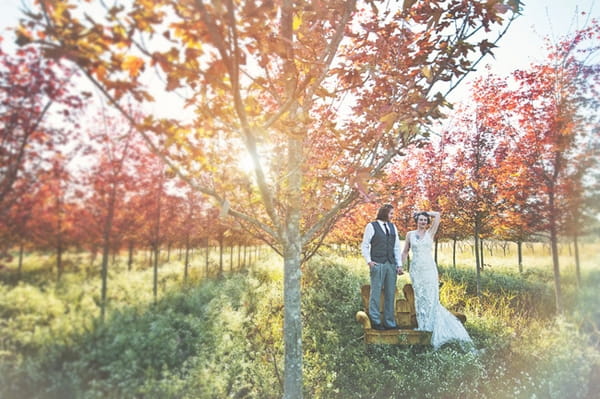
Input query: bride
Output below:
<box><xmin>401</xmin><ymin>211</ymin><xmax>473</xmax><ymax>350</ymax></box>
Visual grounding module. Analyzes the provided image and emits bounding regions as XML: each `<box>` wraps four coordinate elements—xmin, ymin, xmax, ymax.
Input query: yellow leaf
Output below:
<box><xmin>293</xmin><ymin>13</ymin><xmax>302</xmax><ymax>31</ymax></box>
<box><xmin>380</xmin><ymin>111</ymin><xmax>398</xmax><ymax>129</ymax></box>
<box><xmin>122</xmin><ymin>55</ymin><xmax>144</xmax><ymax>78</ymax></box>
<box><xmin>421</xmin><ymin>65</ymin><xmax>432</xmax><ymax>81</ymax></box>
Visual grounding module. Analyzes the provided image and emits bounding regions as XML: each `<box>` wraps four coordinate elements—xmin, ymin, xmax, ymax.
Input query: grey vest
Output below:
<box><xmin>370</xmin><ymin>221</ymin><xmax>396</xmax><ymax>264</ymax></box>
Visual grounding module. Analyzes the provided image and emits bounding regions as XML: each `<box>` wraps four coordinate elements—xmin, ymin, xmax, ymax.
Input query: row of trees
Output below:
<box><xmin>3</xmin><ymin>1</ymin><xmax>597</xmax><ymax>397</ymax></box>
<box><xmin>12</xmin><ymin>2</ymin><xmax>524</xmax><ymax>396</ymax></box>
<box><xmin>330</xmin><ymin>21</ymin><xmax>600</xmax><ymax>312</ymax></box>
<box><xmin>0</xmin><ymin>48</ymin><xmax>261</xmax><ymax>319</ymax></box>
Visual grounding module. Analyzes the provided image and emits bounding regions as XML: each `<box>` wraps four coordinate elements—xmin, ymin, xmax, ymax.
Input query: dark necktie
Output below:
<box><xmin>384</xmin><ymin>223</ymin><xmax>390</xmax><ymax>236</ymax></box>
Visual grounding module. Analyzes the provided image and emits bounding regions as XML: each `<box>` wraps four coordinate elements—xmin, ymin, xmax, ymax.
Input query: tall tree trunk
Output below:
<box><xmin>452</xmin><ymin>238</ymin><xmax>457</xmax><ymax>268</ymax></box>
<box><xmin>205</xmin><ymin>237</ymin><xmax>209</xmax><ymax>277</ymax></box>
<box><xmin>517</xmin><ymin>240</ymin><xmax>523</xmax><ymax>273</ymax></box>
<box><xmin>480</xmin><ymin>238</ymin><xmax>485</xmax><ymax>271</ymax></box>
<box><xmin>18</xmin><ymin>241</ymin><xmax>24</xmax><ymax>278</ymax></box>
<box><xmin>283</xmin><ymin>134</ymin><xmax>303</xmax><ymax>399</ymax></box>
<box><xmin>56</xmin><ymin>196</ymin><xmax>64</xmax><ymax>281</ymax></box>
<box><xmin>128</xmin><ymin>240</ymin><xmax>134</xmax><ymax>271</ymax></box>
<box><xmin>218</xmin><ymin>234</ymin><xmax>224</xmax><ymax>277</ymax></box>
<box><xmin>219</xmin><ymin>233</ymin><xmax>223</xmax><ymax>277</ymax></box>
<box><xmin>573</xmin><ymin>234</ymin><xmax>581</xmax><ymax>287</ymax></box>
<box><xmin>549</xmin><ymin>192</ymin><xmax>562</xmax><ymax>313</ymax></box>
<box><xmin>153</xmin><ymin>243</ymin><xmax>160</xmax><ymax>301</ymax></box>
<box><xmin>184</xmin><ymin>234</ymin><xmax>190</xmax><ymax>282</ymax></box>
<box><xmin>474</xmin><ymin>217</ymin><xmax>481</xmax><ymax>296</ymax></box>
<box><xmin>56</xmin><ymin>241</ymin><xmax>63</xmax><ymax>280</ymax></box>
<box><xmin>100</xmin><ymin>190</ymin><xmax>116</xmax><ymax>322</ymax></box>
<box><xmin>152</xmin><ymin>175</ymin><xmax>163</xmax><ymax>303</ymax></box>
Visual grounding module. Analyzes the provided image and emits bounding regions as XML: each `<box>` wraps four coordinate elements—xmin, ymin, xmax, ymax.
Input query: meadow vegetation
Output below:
<box><xmin>0</xmin><ymin>241</ymin><xmax>598</xmax><ymax>398</ymax></box>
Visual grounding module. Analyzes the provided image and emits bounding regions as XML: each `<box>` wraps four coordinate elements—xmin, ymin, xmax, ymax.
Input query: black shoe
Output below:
<box><xmin>371</xmin><ymin>323</ymin><xmax>385</xmax><ymax>330</ymax></box>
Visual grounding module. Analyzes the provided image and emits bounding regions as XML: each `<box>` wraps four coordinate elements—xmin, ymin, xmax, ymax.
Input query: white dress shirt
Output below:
<box><xmin>361</xmin><ymin>220</ymin><xmax>402</xmax><ymax>266</ymax></box>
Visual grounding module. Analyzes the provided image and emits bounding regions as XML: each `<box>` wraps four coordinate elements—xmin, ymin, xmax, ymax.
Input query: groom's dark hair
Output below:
<box><xmin>376</xmin><ymin>204</ymin><xmax>394</xmax><ymax>222</ymax></box>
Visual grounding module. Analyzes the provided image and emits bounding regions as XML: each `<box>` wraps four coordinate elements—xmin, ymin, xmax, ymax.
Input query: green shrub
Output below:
<box><xmin>440</xmin><ymin>266</ymin><xmax>555</xmax><ymax>319</ymax></box>
<box><xmin>1</xmin><ymin>250</ymin><xmax>599</xmax><ymax>398</ymax></box>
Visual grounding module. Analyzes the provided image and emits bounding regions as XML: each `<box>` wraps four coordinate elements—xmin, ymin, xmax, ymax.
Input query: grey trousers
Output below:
<box><xmin>368</xmin><ymin>261</ymin><xmax>398</xmax><ymax>327</ymax></box>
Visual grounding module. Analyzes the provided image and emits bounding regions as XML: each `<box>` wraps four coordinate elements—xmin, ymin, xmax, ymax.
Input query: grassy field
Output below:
<box><xmin>435</xmin><ymin>239</ymin><xmax>597</xmax><ymax>272</ymax></box>
<box><xmin>0</xmin><ymin>240</ymin><xmax>599</xmax><ymax>398</ymax></box>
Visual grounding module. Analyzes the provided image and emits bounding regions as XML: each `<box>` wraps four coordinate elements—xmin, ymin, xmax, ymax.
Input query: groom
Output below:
<box><xmin>361</xmin><ymin>203</ymin><xmax>403</xmax><ymax>330</ymax></box>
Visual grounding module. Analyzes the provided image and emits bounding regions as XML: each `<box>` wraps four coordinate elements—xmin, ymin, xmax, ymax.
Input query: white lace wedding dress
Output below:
<box><xmin>409</xmin><ymin>230</ymin><xmax>473</xmax><ymax>350</ymax></box>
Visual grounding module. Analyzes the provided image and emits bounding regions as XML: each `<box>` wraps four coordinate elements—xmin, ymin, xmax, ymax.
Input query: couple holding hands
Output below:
<box><xmin>360</xmin><ymin>204</ymin><xmax>473</xmax><ymax>350</ymax></box>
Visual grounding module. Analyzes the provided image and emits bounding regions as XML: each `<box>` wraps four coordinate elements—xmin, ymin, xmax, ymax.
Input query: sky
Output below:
<box><xmin>446</xmin><ymin>0</ymin><xmax>599</xmax><ymax>102</ymax></box>
<box><xmin>0</xmin><ymin>0</ymin><xmax>598</xmax><ymax>106</ymax></box>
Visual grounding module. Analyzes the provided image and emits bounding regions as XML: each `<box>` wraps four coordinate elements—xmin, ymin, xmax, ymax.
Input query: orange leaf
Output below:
<box><xmin>122</xmin><ymin>55</ymin><xmax>144</xmax><ymax>78</ymax></box>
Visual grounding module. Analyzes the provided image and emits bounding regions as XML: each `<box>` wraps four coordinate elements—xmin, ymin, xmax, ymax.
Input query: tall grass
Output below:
<box><xmin>0</xmin><ymin>241</ymin><xmax>598</xmax><ymax>398</ymax></box>
<box><xmin>434</xmin><ymin>239</ymin><xmax>597</xmax><ymax>274</ymax></box>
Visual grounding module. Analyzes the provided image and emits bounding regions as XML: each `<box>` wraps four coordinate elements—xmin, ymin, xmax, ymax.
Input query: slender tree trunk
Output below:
<box><xmin>56</xmin><ymin>239</ymin><xmax>63</xmax><ymax>281</ymax></box>
<box><xmin>17</xmin><ymin>241</ymin><xmax>24</xmax><ymax>277</ymax></box>
<box><xmin>573</xmin><ymin>234</ymin><xmax>581</xmax><ymax>287</ymax></box>
<box><xmin>480</xmin><ymin>238</ymin><xmax>485</xmax><ymax>271</ymax></box>
<box><xmin>238</xmin><ymin>244</ymin><xmax>242</xmax><ymax>269</ymax></box>
<box><xmin>100</xmin><ymin>191</ymin><xmax>116</xmax><ymax>322</ymax></box>
<box><xmin>229</xmin><ymin>245</ymin><xmax>234</xmax><ymax>272</ymax></box>
<box><xmin>56</xmin><ymin>199</ymin><xmax>64</xmax><ymax>281</ymax></box>
<box><xmin>153</xmin><ymin>243</ymin><xmax>160</xmax><ymax>301</ymax></box>
<box><xmin>128</xmin><ymin>240</ymin><xmax>134</xmax><ymax>271</ymax></box>
<box><xmin>549</xmin><ymin>193</ymin><xmax>562</xmax><ymax>313</ymax></box>
<box><xmin>184</xmin><ymin>234</ymin><xmax>190</xmax><ymax>282</ymax></box>
<box><xmin>517</xmin><ymin>240</ymin><xmax>523</xmax><ymax>273</ymax></box>
<box><xmin>474</xmin><ymin>218</ymin><xmax>481</xmax><ymax>296</ymax></box>
<box><xmin>153</xmin><ymin>175</ymin><xmax>163</xmax><ymax>303</ymax></box>
<box><xmin>218</xmin><ymin>234</ymin><xmax>224</xmax><ymax>277</ymax></box>
<box><xmin>205</xmin><ymin>237</ymin><xmax>209</xmax><ymax>277</ymax></box>
<box><xmin>283</xmin><ymin>133</ymin><xmax>303</xmax><ymax>399</ymax></box>
<box><xmin>452</xmin><ymin>238</ymin><xmax>457</xmax><ymax>268</ymax></box>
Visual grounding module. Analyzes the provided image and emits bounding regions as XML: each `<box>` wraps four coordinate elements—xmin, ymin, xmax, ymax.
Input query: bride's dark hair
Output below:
<box><xmin>413</xmin><ymin>211</ymin><xmax>431</xmax><ymax>224</ymax></box>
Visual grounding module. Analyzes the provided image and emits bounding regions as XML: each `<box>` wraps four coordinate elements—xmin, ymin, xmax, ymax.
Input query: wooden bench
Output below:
<box><xmin>355</xmin><ymin>283</ymin><xmax>466</xmax><ymax>345</ymax></box>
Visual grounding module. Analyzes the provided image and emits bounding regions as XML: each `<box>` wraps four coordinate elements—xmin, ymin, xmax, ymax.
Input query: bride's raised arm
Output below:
<box><xmin>427</xmin><ymin>211</ymin><xmax>441</xmax><ymax>238</ymax></box>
